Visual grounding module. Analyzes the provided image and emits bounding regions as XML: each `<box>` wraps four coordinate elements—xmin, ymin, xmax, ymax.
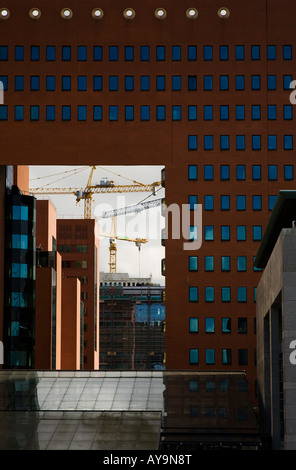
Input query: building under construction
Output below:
<box><xmin>99</xmin><ymin>273</ymin><xmax>165</xmax><ymax>370</ymax></box>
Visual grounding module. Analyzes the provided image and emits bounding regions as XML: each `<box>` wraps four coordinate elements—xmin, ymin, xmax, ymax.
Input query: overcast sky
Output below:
<box><xmin>29</xmin><ymin>165</ymin><xmax>165</xmax><ymax>285</ymax></box>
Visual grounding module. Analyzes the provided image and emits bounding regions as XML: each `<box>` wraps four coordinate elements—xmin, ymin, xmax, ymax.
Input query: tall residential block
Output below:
<box><xmin>57</xmin><ymin>219</ymin><xmax>100</xmax><ymax>369</ymax></box>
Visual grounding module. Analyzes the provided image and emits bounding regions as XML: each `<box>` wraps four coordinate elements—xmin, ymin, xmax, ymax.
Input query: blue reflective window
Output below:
<box><xmin>221</xmin><ymin>256</ymin><xmax>230</xmax><ymax>272</ymax></box>
<box><xmin>284</xmin><ymin>135</ymin><xmax>293</xmax><ymax>150</ymax></box>
<box><xmin>188</xmin><ymin>105</ymin><xmax>197</xmax><ymax>120</ymax></box>
<box><xmin>204</xmin><ymin>75</ymin><xmax>213</xmax><ymax>90</ymax></box>
<box><xmin>204</xmin><ymin>195</ymin><xmax>214</xmax><ymax>211</ymax></box>
<box><xmin>62</xmin><ymin>76</ymin><xmax>71</xmax><ymax>91</ymax></box>
<box><xmin>77</xmin><ymin>105</ymin><xmax>87</xmax><ymax>121</ymax></box>
<box><xmin>156</xmin><ymin>105</ymin><xmax>166</xmax><ymax>121</ymax></box>
<box><xmin>125</xmin><ymin>76</ymin><xmax>134</xmax><ymax>91</ymax></box>
<box><xmin>0</xmin><ymin>46</ymin><xmax>8</xmax><ymax>60</ymax></box>
<box><xmin>188</xmin><ymin>75</ymin><xmax>197</xmax><ymax>90</ymax></box>
<box><xmin>205</xmin><ymin>317</ymin><xmax>215</xmax><ymax>332</ymax></box>
<box><xmin>14</xmin><ymin>76</ymin><xmax>24</xmax><ymax>91</ymax></box>
<box><xmin>188</xmin><ymin>165</ymin><xmax>197</xmax><ymax>180</ymax></box>
<box><xmin>109</xmin><ymin>46</ymin><xmax>118</xmax><ymax>61</ymax></box>
<box><xmin>220</xmin><ymin>75</ymin><xmax>229</xmax><ymax>90</ymax></box>
<box><xmin>252</xmin><ymin>165</ymin><xmax>261</xmax><ymax>180</ymax></box>
<box><xmin>253</xmin><ymin>226</ymin><xmax>262</xmax><ymax>240</ymax></box>
<box><xmin>235</xmin><ymin>75</ymin><xmax>245</xmax><ymax>90</ymax></box>
<box><xmin>220</xmin><ymin>45</ymin><xmax>228</xmax><ymax>60</ymax></box>
<box><xmin>125</xmin><ymin>46</ymin><xmax>134</xmax><ymax>61</ymax></box>
<box><xmin>252</xmin><ymin>105</ymin><xmax>261</xmax><ymax>120</ymax></box>
<box><xmin>93</xmin><ymin>105</ymin><xmax>102</xmax><ymax>121</ymax></box>
<box><xmin>251</xmin><ymin>45</ymin><xmax>260</xmax><ymax>60</ymax></box>
<box><xmin>189</xmin><ymin>256</ymin><xmax>198</xmax><ymax>271</ymax></box>
<box><xmin>172</xmin><ymin>105</ymin><xmax>181</xmax><ymax>120</ymax></box>
<box><xmin>284</xmin><ymin>74</ymin><xmax>293</xmax><ymax>90</ymax></box>
<box><xmin>188</xmin><ymin>195</ymin><xmax>198</xmax><ymax>210</ymax></box>
<box><xmin>269</xmin><ymin>195</ymin><xmax>277</xmax><ymax>211</ymax></box>
<box><xmin>221</xmin><ymin>287</ymin><xmax>231</xmax><ymax>302</ymax></box>
<box><xmin>206</xmin><ymin>349</ymin><xmax>215</xmax><ymax>364</ymax></box>
<box><xmin>221</xmin><ymin>195</ymin><xmax>230</xmax><ymax>210</ymax></box>
<box><xmin>15</xmin><ymin>46</ymin><xmax>24</xmax><ymax>61</ymax></box>
<box><xmin>267</xmin><ymin>75</ymin><xmax>277</xmax><ymax>90</ymax></box>
<box><xmin>140</xmin><ymin>45</ymin><xmax>150</xmax><ymax>61</ymax></box>
<box><xmin>268</xmin><ymin>135</ymin><xmax>277</xmax><ymax>150</ymax></box>
<box><xmin>93</xmin><ymin>76</ymin><xmax>102</xmax><ymax>91</ymax></box>
<box><xmin>93</xmin><ymin>46</ymin><xmax>102</xmax><ymax>61</ymax></box>
<box><xmin>237</xmin><ymin>287</ymin><xmax>247</xmax><ymax>302</ymax></box>
<box><xmin>156</xmin><ymin>75</ymin><xmax>165</xmax><ymax>91</ymax></box>
<box><xmin>189</xmin><ymin>348</ymin><xmax>198</xmax><ymax>364</ymax></box>
<box><xmin>31</xmin><ymin>46</ymin><xmax>39</xmax><ymax>61</ymax></box>
<box><xmin>237</xmin><ymin>256</ymin><xmax>247</xmax><ymax>271</ymax></box>
<box><xmin>252</xmin><ymin>135</ymin><xmax>261</xmax><ymax>150</ymax></box>
<box><xmin>62</xmin><ymin>105</ymin><xmax>71</xmax><ymax>121</ymax></box>
<box><xmin>125</xmin><ymin>105</ymin><xmax>134</xmax><ymax>121</ymax></box>
<box><xmin>204</xmin><ymin>105</ymin><xmax>213</xmax><ymax>120</ymax></box>
<box><xmin>204</xmin><ymin>165</ymin><xmax>213</xmax><ymax>180</ymax></box>
<box><xmin>188</xmin><ymin>135</ymin><xmax>197</xmax><ymax>150</ymax></box>
<box><xmin>189</xmin><ymin>287</ymin><xmax>198</xmax><ymax>302</ymax></box>
<box><xmin>77</xmin><ymin>46</ymin><xmax>87</xmax><ymax>61</ymax></box>
<box><xmin>283</xmin><ymin>45</ymin><xmax>292</xmax><ymax>60</ymax></box>
<box><xmin>172</xmin><ymin>75</ymin><xmax>181</xmax><ymax>90</ymax></box>
<box><xmin>62</xmin><ymin>46</ymin><xmax>71</xmax><ymax>61</ymax></box>
<box><xmin>283</xmin><ymin>105</ymin><xmax>293</xmax><ymax>120</ymax></box>
<box><xmin>236</xmin><ymin>135</ymin><xmax>245</xmax><ymax>150</ymax></box>
<box><xmin>172</xmin><ymin>45</ymin><xmax>181</xmax><ymax>61</ymax></box>
<box><xmin>237</xmin><ymin>226</ymin><xmax>246</xmax><ymax>241</ymax></box>
<box><xmin>14</xmin><ymin>105</ymin><xmax>23</xmax><ymax>121</ymax></box>
<box><xmin>220</xmin><ymin>165</ymin><xmax>229</xmax><ymax>181</ymax></box>
<box><xmin>220</xmin><ymin>105</ymin><xmax>229</xmax><ymax>120</ymax></box>
<box><xmin>204</xmin><ymin>135</ymin><xmax>213</xmax><ymax>150</ymax></box>
<box><xmin>30</xmin><ymin>105</ymin><xmax>39</xmax><ymax>121</ymax></box>
<box><xmin>284</xmin><ymin>165</ymin><xmax>293</xmax><ymax>180</ymax></box>
<box><xmin>109</xmin><ymin>75</ymin><xmax>118</xmax><ymax>91</ymax></box>
<box><xmin>46</xmin><ymin>75</ymin><xmax>55</xmax><ymax>91</ymax></box>
<box><xmin>46</xmin><ymin>46</ymin><xmax>55</xmax><ymax>61</ymax></box>
<box><xmin>0</xmin><ymin>105</ymin><xmax>8</xmax><ymax>120</ymax></box>
<box><xmin>221</xmin><ymin>225</ymin><xmax>230</xmax><ymax>241</ymax></box>
<box><xmin>205</xmin><ymin>287</ymin><xmax>214</xmax><ymax>302</ymax></box>
<box><xmin>235</xmin><ymin>45</ymin><xmax>244</xmax><ymax>60</ymax></box>
<box><xmin>236</xmin><ymin>105</ymin><xmax>245</xmax><ymax>120</ymax></box>
<box><xmin>251</xmin><ymin>75</ymin><xmax>260</xmax><ymax>90</ymax></box>
<box><xmin>203</xmin><ymin>45</ymin><xmax>213</xmax><ymax>60</ymax></box>
<box><xmin>205</xmin><ymin>225</ymin><xmax>214</xmax><ymax>241</ymax></box>
<box><xmin>267</xmin><ymin>105</ymin><xmax>277</xmax><ymax>120</ymax></box>
<box><xmin>12</xmin><ymin>234</ymin><xmax>28</xmax><ymax>249</ymax></box>
<box><xmin>220</xmin><ymin>135</ymin><xmax>229</xmax><ymax>150</ymax></box>
<box><xmin>188</xmin><ymin>45</ymin><xmax>197</xmax><ymax>61</ymax></box>
<box><xmin>267</xmin><ymin>45</ymin><xmax>276</xmax><ymax>60</ymax></box>
<box><xmin>12</xmin><ymin>206</ymin><xmax>28</xmax><ymax>220</ymax></box>
<box><xmin>141</xmin><ymin>105</ymin><xmax>150</xmax><ymax>121</ymax></box>
<box><xmin>140</xmin><ymin>76</ymin><xmax>150</xmax><ymax>91</ymax></box>
<box><xmin>189</xmin><ymin>318</ymin><xmax>198</xmax><ymax>333</ymax></box>
<box><xmin>109</xmin><ymin>105</ymin><xmax>118</xmax><ymax>121</ymax></box>
<box><xmin>78</xmin><ymin>76</ymin><xmax>87</xmax><ymax>91</ymax></box>
<box><xmin>156</xmin><ymin>45</ymin><xmax>165</xmax><ymax>61</ymax></box>
<box><xmin>205</xmin><ymin>257</ymin><xmax>214</xmax><ymax>273</ymax></box>
<box><xmin>237</xmin><ymin>195</ymin><xmax>246</xmax><ymax>211</ymax></box>
<box><xmin>236</xmin><ymin>165</ymin><xmax>245</xmax><ymax>180</ymax></box>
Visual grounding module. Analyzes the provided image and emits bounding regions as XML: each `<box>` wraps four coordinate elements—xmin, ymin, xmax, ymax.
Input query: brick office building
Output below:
<box><xmin>0</xmin><ymin>0</ymin><xmax>296</xmax><ymax>400</ymax></box>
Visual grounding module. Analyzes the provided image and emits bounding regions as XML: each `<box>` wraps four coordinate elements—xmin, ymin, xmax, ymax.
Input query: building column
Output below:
<box><xmin>269</xmin><ymin>305</ymin><xmax>281</xmax><ymax>450</ymax></box>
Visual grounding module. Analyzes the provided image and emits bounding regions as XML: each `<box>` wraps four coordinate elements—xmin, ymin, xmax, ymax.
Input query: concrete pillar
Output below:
<box><xmin>269</xmin><ymin>305</ymin><xmax>281</xmax><ymax>450</ymax></box>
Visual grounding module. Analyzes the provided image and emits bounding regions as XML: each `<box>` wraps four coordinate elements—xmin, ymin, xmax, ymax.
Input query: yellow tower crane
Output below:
<box><xmin>29</xmin><ymin>165</ymin><xmax>161</xmax><ymax>219</ymax></box>
<box><xmin>99</xmin><ymin>216</ymin><xmax>148</xmax><ymax>273</ymax></box>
